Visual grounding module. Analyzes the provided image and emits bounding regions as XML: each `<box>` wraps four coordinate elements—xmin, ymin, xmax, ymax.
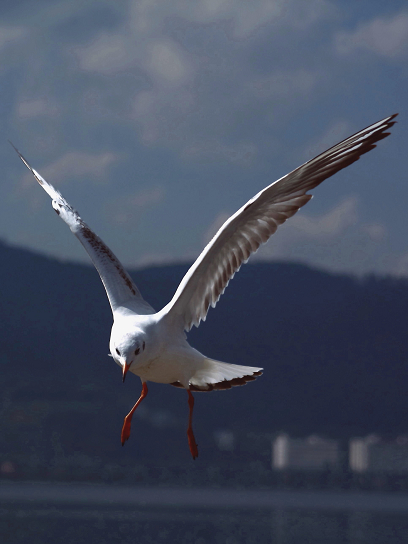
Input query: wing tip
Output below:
<box><xmin>9</xmin><ymin>140</ymin><xmax>31</xmax><ymax>171</ymax></box>
<box><xmin>10</xmin><ymin>142</ymin><xmax>48</xmax><ymax>188</ymax></box>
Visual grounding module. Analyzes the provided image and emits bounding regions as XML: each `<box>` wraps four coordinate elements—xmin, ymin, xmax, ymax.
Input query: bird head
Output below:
<box><xmin>111</xmin><ymin>332</ymin><xmax>146</xmax><ymax>383</ymax></box>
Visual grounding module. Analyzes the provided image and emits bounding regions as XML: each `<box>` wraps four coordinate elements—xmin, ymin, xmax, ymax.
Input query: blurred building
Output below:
<box><xmin>349</xmin><ymin>435</ymin><xmax>408</xmax><ymax>474</ymax></box>
<box><xmin>214</xmin><ymin>430</ymin><xmax>235</xmax><ymax>452</ymax></box>
<box><xmin>272</xmin><ymin>434</ymin><xmax>341</xmax><ymax>471</ymax></box>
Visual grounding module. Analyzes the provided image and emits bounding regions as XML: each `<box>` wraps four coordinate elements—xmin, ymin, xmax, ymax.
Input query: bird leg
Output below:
<box><xmin>187</xmin><ymin>389</ymin><xmax>198</xmax><ymax>459</ymax></box>
<box><xmin>121</xmin><ymin>382</ymin><xmax>148</xmax><ymax>446</ymax></box>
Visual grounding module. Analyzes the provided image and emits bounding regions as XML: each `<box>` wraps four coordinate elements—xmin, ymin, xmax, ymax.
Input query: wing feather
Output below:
<box><xmin>13</xmin><ymin>145</ymin><xmax>154</xmax><ymax>316</ymax></box>
<box><xmin>162</xmin><ymin>114</ymin><xmax>397</xmax><ymax>331</ymax></box>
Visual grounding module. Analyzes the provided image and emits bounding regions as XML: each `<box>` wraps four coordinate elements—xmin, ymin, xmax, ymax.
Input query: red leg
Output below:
<box><xmin>187</xmin><ymin>389</ymin><xmax>198</xmax><ymax>460</ymax></box>
<box><xmin>121</xmin><ymin>382</ymin><xmax>148</xmax><ymax>446</ymax></box>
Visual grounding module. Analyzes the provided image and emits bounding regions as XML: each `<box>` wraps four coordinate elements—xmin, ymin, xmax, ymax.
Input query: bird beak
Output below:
<box><xmin>122</xmin><ymin>363</ymin><xmax>131</xmax><ymax>383</ymax></box>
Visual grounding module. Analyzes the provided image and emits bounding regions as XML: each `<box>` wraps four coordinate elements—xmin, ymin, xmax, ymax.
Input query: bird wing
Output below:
<box><xmin>162</xmin><ymin>114</ymin><xmax>397</xmax><ymax>331</ymax></box>
<box><xmin>13</xmin><ymin>146</ymin><xmax>154</xmax><ymax>316</ymax></box>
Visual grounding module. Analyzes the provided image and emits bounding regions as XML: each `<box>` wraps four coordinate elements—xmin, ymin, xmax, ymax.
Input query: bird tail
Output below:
<box><xmin>172</xmin><ymin>358</ymin><xmax>263</xmax><ymax>392</ymax></box>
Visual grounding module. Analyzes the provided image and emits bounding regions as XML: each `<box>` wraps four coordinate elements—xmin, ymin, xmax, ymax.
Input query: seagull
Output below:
<box><xmin>12</xmin><ymin>113</ymin><xmax>397</xmax><ymax>459</ymax></box>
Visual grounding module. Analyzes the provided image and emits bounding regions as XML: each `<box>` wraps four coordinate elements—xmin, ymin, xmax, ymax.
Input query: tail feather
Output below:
<box><xmin>171</xmin><ymin>359</ymin><xmax>263</xmax><ymax>392</ymax></box>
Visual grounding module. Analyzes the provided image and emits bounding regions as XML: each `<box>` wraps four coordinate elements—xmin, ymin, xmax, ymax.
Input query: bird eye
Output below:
<box><xmin>116</xmin><ymin>348</ymin><xmax>120</xmax><ymax>356</ymax></box>
<box><xmin>134</xmin><ymin>347</ymin><xmax>140</xmax><ymax>356</ymax></box>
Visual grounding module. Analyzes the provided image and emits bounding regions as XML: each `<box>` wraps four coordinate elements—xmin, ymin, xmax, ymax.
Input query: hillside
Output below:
<box><xmin>1</xmin><ymin>240</ymin><xmax>408</xmax><ymax>474</ymax></box>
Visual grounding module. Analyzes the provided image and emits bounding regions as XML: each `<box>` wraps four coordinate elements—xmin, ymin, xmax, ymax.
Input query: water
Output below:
<box><xmin>1</xmin><ymin>482</ymin><xmax>408</xmax><ymax>543</ymax></box>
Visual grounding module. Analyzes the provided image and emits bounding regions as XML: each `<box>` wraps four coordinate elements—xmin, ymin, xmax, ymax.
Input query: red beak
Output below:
<box><xmin>122</xmin><ymin>363</ymin><xmax>131</xmax><ymax>383</ymax></box>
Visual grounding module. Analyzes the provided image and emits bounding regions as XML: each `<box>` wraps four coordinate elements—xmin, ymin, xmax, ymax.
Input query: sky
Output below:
<box><xmin>1</xmin><ymin>0</ymin><xmax>407</xmax><ymax>276</ymax></box>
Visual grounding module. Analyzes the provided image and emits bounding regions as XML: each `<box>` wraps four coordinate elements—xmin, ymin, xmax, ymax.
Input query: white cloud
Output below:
<box><xmin>227</xmin><ymin>0</ymin><xmax>333</xmax><ymax>38</ymax></box>
<box><xmin>17</xmin><ymin>98</ymin><xmax>59</xmax><ymax>119</ymax></box>
<box><xmin>251</xmin><ymin>197</ymin><xmax>390</xmax><ymax>275</ymax></box>
<box><xmin>277</xmin><ymin>197</ymin><xmax>359</xmax><ymax>241</ymax></box>
<box><xmin>0</xmin><ymin>26</ymin><xmax>26</xmax><ymax>49</ymax></box>
<box><xmin>73</xmin><ymin>24</ymin><xmax>195</xmax><ymax>145</ymax></box>
<box><xmin>132</xmin><ymin>86</ymin><xmax>195</xmax><ymax>144</ymax></box>
<box><xmin>148</xmin><ymin>40</ymin><xmax>192</xmax><ymax>85</ymax></box>
<box><xmin>129</xmin><ymin>65</ymin><xmax>316</xmax><ymax>150</ymax></box>
<box><xmin>73</xmin><ymin>27</ymin><xmax>192</xmax><ymax>85</ymax></box>
<box><xmin>128</xmin><ymin>0</ymin><xmax>332</xmax><ymax>39</ymax></box>
<box><xmin>248</xmin><ymin>68</ymin><xmax>316</xmax><ymax>101</ymax></box>
<box><xmin>69</xmin><ymin>0</ymin><xmax>332</xmax><ymax>154</ymax></box>
<box><xmin>106</xmin><ymin>186</ymin><xmax>165</xmax><ymax>226</ymax></box>
<box><xmin>21</xmin><ymin>152</ymin><xmax>118</xmax><ymax>187</ymax></box>
<box><xmin>192</xmin><ymin>197</ymin><xmax>393</xmax><ymax>277</ymax></box>
<box><xmin>98</xmin><ymin>0</ymin><xmax>331</xmax><ymax>60</ymax></box>
<box><xmin>202</xmin><ymin>198</ymin><xmax>358</xmax><ymax>259</ymax></box>
<box><xmin>362</xmin><ymin>223</ymin><xmax>387</xmax><ymax>242</ymax></box>
<box><xmin>74</xmin><ymin>33</ymin><xmax>132</xmax><ymax>74</ymax></box>
<box><xmin>183</xmin><ymin>140</ymin><xmax>257</xmax><ymax>163</ymax></box>
<box><xmin>334</xmin><ymin>10</ymin><xmax>408</xmax><ymax>58</ymax></box>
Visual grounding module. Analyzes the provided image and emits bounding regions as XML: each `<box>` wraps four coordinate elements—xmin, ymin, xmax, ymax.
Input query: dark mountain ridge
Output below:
<box><xmin>1</xmin><ymin>240</ymin><xmax>408</xmax><ymax>468</ymax></box>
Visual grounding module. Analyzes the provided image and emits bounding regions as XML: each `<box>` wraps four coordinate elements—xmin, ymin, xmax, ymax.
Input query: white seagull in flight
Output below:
<box><xmin>13</xmin><ymin>114</ymin><xmax>397</xmax><ymax>459</ymax></box>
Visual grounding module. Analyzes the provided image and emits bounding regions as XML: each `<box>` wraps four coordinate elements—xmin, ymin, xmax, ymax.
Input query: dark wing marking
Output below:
<box><xmin>170</xmin><ymin>370</ymin><xmax>263</xmax><ymax>392</ymax></box>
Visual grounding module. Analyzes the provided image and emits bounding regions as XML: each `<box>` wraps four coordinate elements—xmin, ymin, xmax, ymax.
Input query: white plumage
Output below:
<box><xmin>13</xmin><ymin>113</ymin><xmax>397</xmax><ymax>459</ymax></box>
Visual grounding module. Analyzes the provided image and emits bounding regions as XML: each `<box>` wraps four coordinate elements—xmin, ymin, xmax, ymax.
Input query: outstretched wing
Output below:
<box><xmin>162</xmin><ymin>114</ymin><xmax>397</xmax><ymax>331</ymax></box>
<box><xmin>13</xmin><ymin>145</ymin><xmax>154</xmax><ymax>316</ymax></box>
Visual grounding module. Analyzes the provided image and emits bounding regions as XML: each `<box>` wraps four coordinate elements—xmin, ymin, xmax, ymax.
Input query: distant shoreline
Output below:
<box><xmin>2</xmin><ymin>481</ymin><xmax>408</xmax><ymax>512</ymax></box>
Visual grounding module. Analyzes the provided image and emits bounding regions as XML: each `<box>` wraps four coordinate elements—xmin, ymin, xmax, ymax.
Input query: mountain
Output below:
<box><xmin>1</xmin><ymin>239</ymin><xmax>408</xmax><ymax>473</ymax></box>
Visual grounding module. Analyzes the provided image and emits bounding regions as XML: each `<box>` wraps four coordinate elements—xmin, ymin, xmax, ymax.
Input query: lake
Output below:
<box><xmin>1</xmin><ymin>482</ymin><xmax>408</xmax><ymax>543</ymax></box>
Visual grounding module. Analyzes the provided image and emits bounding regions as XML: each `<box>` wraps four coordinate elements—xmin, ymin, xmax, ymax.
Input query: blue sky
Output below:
<box><xmin>1</xmin><ymin>0</ymin><xmax>407</xmax><ymax>276</ymax></box>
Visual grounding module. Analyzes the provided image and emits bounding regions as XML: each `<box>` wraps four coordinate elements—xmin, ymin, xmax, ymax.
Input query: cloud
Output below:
<box><xmin>106</xmin><ymin>186</ymin><xmax>166</xmax><ymax>226</ymax></box>
<box><xmin>0</xmin><ymin>26</ymin><xmax>26</xmax><ymax>49</ymax></box>
<box><xmin>248</xmin><ymin>69</ymin><xmax>316</xmax><ymax>101</ymax></box>
<box><xmin>2</xmin><ymin>1</ymin><xmax>404</xmax><ymax>278</ymax></box>
<box><xmin>127</xmin><ymin>0</ymin><xmax>333</xmax><ymax>39</ymax></box>
<box><xmin>174</xmin><ymin>197</ymin><xmax>391</xmax><ymax>277</ymax></box>
<box><xmin>201</xmin><ymin>197</ymin><xmax>358</xmax><ymax>257</ymax></box>
<box><xmin>21</xmin><ymin>152</ymin><xmax>118</xmax><ymax>187</ymax></box>
<box><xmin>148</xmin><ymin>40</ymin><xmax>192</xmax><ymax>85</ymax></box>
<box><xmin>74</xmin><ymin>32</ymin><xmax>132</xmax><ymax>75</ymax></box>
<box><xmin>17</xmin><ymin>98</ymin><xmax>59</xmax><ymax>119</ymax></box>
<box><xmin>73</xmin><ymin>26</ymin><xmax>193</xmax><ymax>85</ymax></box>
<box><xmin>361</xmin><ymin>223</ymin><xmax>387</xmax><ymax>242</ymax></box>
<box><xmin>272</xmin><ymin>197</ymin><xmax>359</xmax><ymax>243</ymax></box>
<box><xmin>69</xmin><ymin>0</ymin><xmax>331</xmax><ymax>153</ymax></box>
<box><xmin>334</xmin><ymin>10</ymin><xmax>408</xmax><ymax>58</ymax></box>
<box><xmin>183</xmin><ymin>140</ymin><xmax>257</xmax><ymax>163</ymax></box>
<box><xmin>252</xmin><ymin>197</ymin><xmax>390</xmax><ymax>275</ymax></box>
